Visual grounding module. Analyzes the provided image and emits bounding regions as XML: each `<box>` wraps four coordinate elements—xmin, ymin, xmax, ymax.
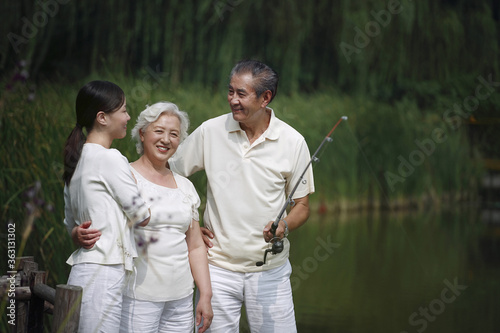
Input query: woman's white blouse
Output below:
<box><xmin>126</xmin><ymin>167</ymin><xmax>201</xmax><ymax>302</ymax></box>
<box><xmin>64</xmin><ymin>143</ymin><xmax>150</xmax><ymax>271</ymax></box>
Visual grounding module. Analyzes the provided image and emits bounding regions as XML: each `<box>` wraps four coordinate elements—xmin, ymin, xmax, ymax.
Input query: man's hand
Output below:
<box><xmin>262</xmin><ymin>196</ymin><xmax>309</xmax><ymax>243</ymax></box>
<box><xmin>200</xmin><ymin>227</ymin><xmax>214</xmax><ymax>249</ymax></box>
<box><xmin>263</xmin><ymin>220</ymin><xmax>287</xmax><ymax>243</ymax></box>
<box><xmin>71</xmin><ymin>221</ymin><xmax>101</xmax><ymax>249</ymax></box>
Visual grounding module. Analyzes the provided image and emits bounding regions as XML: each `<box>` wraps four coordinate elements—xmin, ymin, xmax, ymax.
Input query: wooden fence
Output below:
<box><xmin>1</xmin><ymin>256</ymin><xmax>82</xmax><ymax>333</ymax></box>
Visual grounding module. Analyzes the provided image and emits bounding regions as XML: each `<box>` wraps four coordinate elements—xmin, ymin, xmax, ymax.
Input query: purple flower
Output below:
<box><xmin>24</xmin><ymin>202</ymin><xmax>35</xmax><ymax>215</ymax></box>
<box><xmin>20</xmin><ymin>70</ymin><xmax>29</xmax><ymax>80</ymax></box>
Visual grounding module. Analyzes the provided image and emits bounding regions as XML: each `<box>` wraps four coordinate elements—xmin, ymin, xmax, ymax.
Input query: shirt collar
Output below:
<box><xmin>225</xmin><ymin>107</ymin><xmax>280</xmax><ymax>141</ymax></box>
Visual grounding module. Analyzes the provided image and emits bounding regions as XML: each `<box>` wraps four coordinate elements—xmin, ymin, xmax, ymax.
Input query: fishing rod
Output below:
<box><xmin>256</xmin><ymin>116</ymin><xmax>348</xmax><ymax>267</ymax></box>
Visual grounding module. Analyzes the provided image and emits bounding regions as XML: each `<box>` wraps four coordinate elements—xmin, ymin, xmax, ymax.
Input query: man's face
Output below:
<box><xmin>227</xmin><ymin>73</ymin><xmax>267</xmax><ymax>125</ymax></box>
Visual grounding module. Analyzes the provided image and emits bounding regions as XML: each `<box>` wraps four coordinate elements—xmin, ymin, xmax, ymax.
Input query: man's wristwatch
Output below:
<box><xmin>281</xmin><ymin>219</ymin><xmax>289</xmax><ymax>238</ymax></box>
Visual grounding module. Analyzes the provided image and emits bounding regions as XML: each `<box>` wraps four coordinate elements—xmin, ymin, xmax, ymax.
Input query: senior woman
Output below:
<box><xmin>120</xmin><ymin>102</ymin><xmax>213</xmax><ymax>332</ymax></box>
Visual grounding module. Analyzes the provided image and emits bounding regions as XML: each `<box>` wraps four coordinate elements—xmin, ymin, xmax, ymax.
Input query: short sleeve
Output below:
<box><xmin>170</xmin><ymin>124</ymin><xmax>205</xmax><ymax>177</ymax></box>
<box><xmin>287</xmin><ymin>139</ymin><xmax>315</xmax><ymax>199</ymax></box>
<box><xmin>189</xmin><ymin>182</ymin><xmax>201</xmax><ymax>221</ymax></box>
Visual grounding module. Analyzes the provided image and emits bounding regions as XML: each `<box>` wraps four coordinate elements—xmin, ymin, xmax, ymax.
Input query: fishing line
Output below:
<box><xmin>342</xmin><ymin>121</ymin><xmax>430</xmax><ymax>277</ymax></box>
<box><xmin>256</xmin><ymin>116</ymin><xmax>348</xmax><ymax>266</ymax></box>
<box><xmin>343</xmin><ymin>123</ymin><xmax>392</xmax><ymax>205</ymax></box>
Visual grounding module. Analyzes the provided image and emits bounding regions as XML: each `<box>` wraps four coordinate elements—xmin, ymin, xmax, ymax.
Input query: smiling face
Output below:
<box><xmin>140</xmin><ymin>113</ymin><xmax>181</xmax><ymax>165</ymax></box>
<box><xmin>106</xmin><ymin>98</ymin><xmax>130</xmax><ymax>140</ymax></box>
<box><xmin>227</xmin><ymin>73</ymin><xmax>270</xmax><ymax>126</ymax></box>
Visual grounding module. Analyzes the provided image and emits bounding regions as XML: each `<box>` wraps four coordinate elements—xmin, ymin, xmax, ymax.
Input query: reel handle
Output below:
<box><xmin>256</xmin><ymin>238</ymin><xmax>284</xmax><ymax>266</ymax></box>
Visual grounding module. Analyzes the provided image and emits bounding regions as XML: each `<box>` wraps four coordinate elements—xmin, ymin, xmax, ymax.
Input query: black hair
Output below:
<box><xmin>63</xmin><ymin>80</ymin><xmax>125</xmax><ymax>185</ymax></box>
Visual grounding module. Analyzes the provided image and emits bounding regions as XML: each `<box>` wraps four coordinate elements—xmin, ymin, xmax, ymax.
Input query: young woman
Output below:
<box><xmin>63</xmin><ymin>80</ymin><xmax>150</xmax><ymax>332</ymax></box>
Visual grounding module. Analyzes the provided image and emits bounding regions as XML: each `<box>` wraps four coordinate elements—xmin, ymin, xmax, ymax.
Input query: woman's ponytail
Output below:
<box><xmin>62</xmin><ymin>80</ymin><xmax>125</xmax><ymax>185</ymax></box>
<box><xmin>62</xmin><ymin>124</ymin><xmax>85</xmax><ymax>185</ymax></box>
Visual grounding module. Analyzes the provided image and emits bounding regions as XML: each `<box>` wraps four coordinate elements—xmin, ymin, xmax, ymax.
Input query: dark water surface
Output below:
<box><xmin>243</xmin><ymin>206</ymin><xmax>500</xmax><ymax>332</ymax></box>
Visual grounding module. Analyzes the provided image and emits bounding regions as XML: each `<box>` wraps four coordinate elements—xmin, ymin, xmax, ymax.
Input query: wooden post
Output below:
<box><xmin>51</xmin><ymin>284</ymin><xmax>82</xmax><ymax>333</ymax></box>
<box><xmin>28</xmin><ymin>271</ymin><xmax>47</xmax><ymax>332</ymax></box>
<box><xmin>15</xmin><ymin>257</ymin><xmax>38</xmax><ymax>333</ymax></box>
<box><xmin>16</xmin><ymin>257</ymin><xmax>36</xmax><ymax>287</ymax></box>
<box><xmin>15</xmin><ymin>257</ymin><xmax>35</xmax><ymax>270</ymax></box>
<box><xmin>3</xmin><ymin>257</ymin><xmax>84</xmax><ymax>333</ymax></box>
<box><xmin>33</xmin><ymin>283</ymin><xmax>56</xmax><ymax>304</ymax></box>
<box><xmin>1</xmin><ymin>274</ymin><xmax>19</xmax><ymax>333</ymax></box>
<box><xmin>14</xmin><ymin>286</ymin><xmax>31</xmax><ymax>301</ymax></box>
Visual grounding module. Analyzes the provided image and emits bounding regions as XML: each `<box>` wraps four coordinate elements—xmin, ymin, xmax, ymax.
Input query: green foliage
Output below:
<box><xmin>0</xmin><ymin>75</ymin><xmax>483</xmax><ymax>281</ymax></box>
<box><xmin>1</xmin><ymin>0</ymin><xmax>498</xmax><ymax>97</ymax></box>
<box><xmin>0</xmin><ymin>1</ymin><xmax>497</xmax><ymax>330</ymax></box>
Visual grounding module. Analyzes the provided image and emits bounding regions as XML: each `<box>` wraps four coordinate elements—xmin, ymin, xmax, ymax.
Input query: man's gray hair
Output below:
<box><xmin>230</xmin><ymin>59</ymin><xmax>279</xmax><ymax>103</ymax></box>
<box><xmin>131</xmin><ymin>101</ymin><xmax>190</xmax><ymax>155</ymax></box>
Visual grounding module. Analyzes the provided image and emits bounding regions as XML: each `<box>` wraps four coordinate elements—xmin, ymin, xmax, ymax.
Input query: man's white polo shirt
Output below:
<box><xmin>170</xmin><ymin>109</ymin><xmax>314</xmax><ymax>272</ymax></box>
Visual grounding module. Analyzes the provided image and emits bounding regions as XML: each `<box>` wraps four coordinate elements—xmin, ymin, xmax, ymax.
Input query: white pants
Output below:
<box><xmin>67</xmin><ymin>263</ymin><xmax>126</xmax><ymax>333</ymax></box>
<box><xmin>200</xmin><ymin>261</ymin><xmax>297</xmax><ymax>333</ymax></box>
<box><xmin>120</xmin><ymin>294</ymin><xmax>194</xmax><ymax>332</ymax></box>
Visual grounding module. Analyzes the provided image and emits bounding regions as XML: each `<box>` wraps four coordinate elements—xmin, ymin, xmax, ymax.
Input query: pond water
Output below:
<box><xmin>241</xmin><ymin>205</ymin><xmax>500</xmax><ymax>332</ymax></box>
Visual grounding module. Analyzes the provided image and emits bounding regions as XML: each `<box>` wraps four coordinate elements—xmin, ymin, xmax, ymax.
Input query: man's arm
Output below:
<box><xmin>263</xmin><ymin>195</ymin><xmax>310</xmax><ymax>242</ymax></box>
<box><xmin>169</xmin><ymin>124</ymin><xmax>205</xmax><ymax>177</ymax></box>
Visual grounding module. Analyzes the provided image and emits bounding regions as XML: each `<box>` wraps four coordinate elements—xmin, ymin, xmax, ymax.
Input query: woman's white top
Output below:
<box><xmin>125</xmin><ymin>167</ymin><xmax>201</xmax><ymax>302</ymax></box>
<box><xmin>64</xmin><ymin>143</ymin><xmax>150</xmax><ymax>271</ymax></box>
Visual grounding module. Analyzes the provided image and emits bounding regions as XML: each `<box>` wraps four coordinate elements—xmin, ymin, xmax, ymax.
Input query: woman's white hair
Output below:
<box><xmin>131</xmin><ymin>101</ymin><xmax>190</xmax><ymax>155</ymax></box>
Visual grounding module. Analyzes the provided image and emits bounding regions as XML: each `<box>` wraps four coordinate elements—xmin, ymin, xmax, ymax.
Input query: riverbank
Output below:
<box><xmin>309</xmin><ymin>191</ymin><xmax>480</xmax><ymax>215</ymax></box>
<box><xmin>0</xmin><ymin>77</ymin><xmax>485</xmax><ymax>296</ymax></box>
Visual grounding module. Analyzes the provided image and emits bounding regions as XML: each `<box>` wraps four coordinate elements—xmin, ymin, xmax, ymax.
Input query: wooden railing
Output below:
<box><xmin>1</xmin><ymin>256</ymin><xmax>82</xmax><ymax>333</ymax></box>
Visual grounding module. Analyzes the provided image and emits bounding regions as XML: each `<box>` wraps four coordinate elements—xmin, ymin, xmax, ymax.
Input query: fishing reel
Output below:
<box><xmin>256</xmin><ymin>237</ymin><xmax>284</xmax><ymax>267</ymax></box>
<box><xmin>256</xmin><ymin>221</ymin><xmax>287</xmax><ymax>267</ymax></box>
